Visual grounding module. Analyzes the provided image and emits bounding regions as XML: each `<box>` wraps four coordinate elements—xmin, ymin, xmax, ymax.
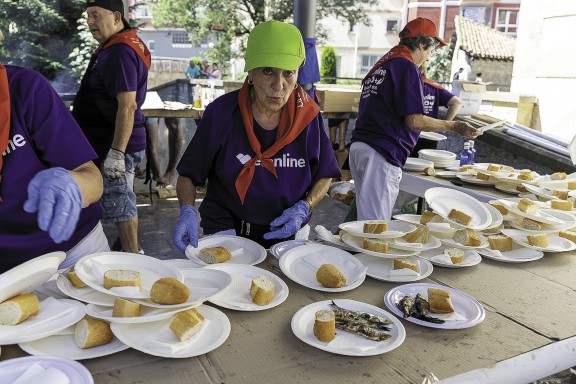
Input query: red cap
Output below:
<box><xmin>400</xmin><ymin>17</ymin><xmax>447</xmax><ymax>46</ymax></box>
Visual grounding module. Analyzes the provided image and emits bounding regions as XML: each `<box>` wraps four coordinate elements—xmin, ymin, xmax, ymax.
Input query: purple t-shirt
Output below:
<box><xmin>423</xmin><ymin>81</ymin><xmax>454</xmax><ymax>118</ymax></box>
<box><xmin>89</xmin><ymin>43</ymin><xmax>147</xmax><ymax>153</ymax></box>
<box><xmin>352</xmin><ymin>57</ymin><xmax>425</xmax><ymax>167</ymax></box>
<box><xmin>0</xmin><ymin>66</ymin><xmax>102</xmax><ymax>269</ymax></box>
<box><xmin>177</xmin><ymin>91</ymin><xmax>341</xmax><ymax>232</ymax></box>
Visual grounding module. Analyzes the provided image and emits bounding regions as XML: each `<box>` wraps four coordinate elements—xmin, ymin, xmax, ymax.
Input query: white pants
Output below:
<box><xmin>59</xmin><ymin>222</ymin><xmax>110</xmax><ymax>269</ymax></box>
<box><xmin>349</xmin><ymin>142</ymin><xmax>402</xmax><ymax>221</ymax></box>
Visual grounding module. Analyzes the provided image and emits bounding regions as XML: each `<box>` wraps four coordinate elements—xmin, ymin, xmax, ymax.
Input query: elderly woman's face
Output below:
<box><xmin>249</xmin><ymin>67</ymin><xmax>298</xmax><ymax>113</ymax></box>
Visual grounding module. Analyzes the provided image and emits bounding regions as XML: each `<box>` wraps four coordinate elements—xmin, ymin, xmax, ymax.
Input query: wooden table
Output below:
<box><xmin>142</xmin><ymin>108</ymin><xmax>203</xmax><ymax>119</ymax></box>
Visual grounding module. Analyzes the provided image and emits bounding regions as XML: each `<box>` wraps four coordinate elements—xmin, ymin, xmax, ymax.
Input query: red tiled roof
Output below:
<box><xmin>453</xmin><ymin>15</ymin><xmax>516</xmax><ymax>61</ymax></box>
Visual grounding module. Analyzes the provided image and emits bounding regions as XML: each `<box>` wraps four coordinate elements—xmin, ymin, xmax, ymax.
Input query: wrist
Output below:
<box><xmin>304</xmin><ymin>197</ymin><xmax>313</xmax><ymax>210</ymax></box>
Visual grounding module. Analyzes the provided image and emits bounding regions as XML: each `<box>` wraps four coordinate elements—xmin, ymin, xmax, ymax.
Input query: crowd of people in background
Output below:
<box><xmin>186</xmin><ymin>58</ymin><xmax>222</xmax><ymax>80</ymax></box>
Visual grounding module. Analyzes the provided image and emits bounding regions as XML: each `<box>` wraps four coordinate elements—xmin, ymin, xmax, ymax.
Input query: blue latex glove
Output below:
<box><xmin>264</xmin><ymin>200</ymin><xmax>310</xmax><ymax>240</ymax></box>
<box><xmin>102</xmin><ymin>148</ymin><xmax>125</xmax><ymax>179</ymax></box>
<box><xmin>173</xmin><ymin>205</ymin><xmax>199</xmax><ymax>253</ymax></box>
<box><xmin>23</xmin><ymin>167</ymin><xmax>83</xmax><ymax>244</ymax></box>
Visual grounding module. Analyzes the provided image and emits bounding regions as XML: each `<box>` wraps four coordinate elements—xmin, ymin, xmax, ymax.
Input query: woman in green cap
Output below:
<box><xmin>173</xmin><ymin>21</ymin><xmax>341</xmax><ymax>251</ymax></box>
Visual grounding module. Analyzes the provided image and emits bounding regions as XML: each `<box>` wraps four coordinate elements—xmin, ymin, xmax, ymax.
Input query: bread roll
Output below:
<box><xmin>516</xmin><ymin>185</ymin><xmax>528</xmax><ymax>193</ymax></box>
<box><xmin>420</xmin><ymin>211</ymin><xmax>439</xmax><ymax>224</ymax></box>
<box><xmin>423</xmin><ymin>166</ymin><xmax>436</xmax><ymax>176</ymax></box>
<box><xmin>250</xmin><ymin>276</ymin><xmax>275</xmax><ymax>305</ymax></box>
<box><xmin>428</xmin><ymin>288</ymin><xmax>455</xmax><ymax>314</ymax></box>
<box><xmin>103</xmin><ymin>270</ymin><xmax>141</xmax><ymax>290</ymax></box>
<box><xmin>551</xmin><ymin>172</ymin><xmax>567</xmax><ymax>180</ymax></box>
<box><xmin>363</xmin><ymin>221</ymin><xmax>388</xmax><ymax>234</ymax></box>
<box><xmin>518</xmin><ymin>169</ymin><xmax>533</xmax><ymax>181</ymax></box>
<box><xmin>567</xmin><ymin>182</ymin><xmax>576</xmax><ymax>190</ymax></box>
<box><xmin>488</xmin><ymin>235</ymin><xmax>513</xmax><ymax>252</ymax></box>
<box><xmin>362</xmin><ymin>237</ymin><xmax>389</xmax><ymax>253</ymax></box>
<box><xmin>68</xmin><ymin>270</ymin><xmax>87</xmax><ymax>288</ymax></box>
<box><xmin>487</xmin><ymin>164</ymin><xmax>501</xmax><ymax>172</ymax></box>
<box><xmin>559</xmin><ymin>231</ymin><xmax>576</xmax><ymax>243</ymax></box>
<box><xmin>198</xmin><ymin>246</ymin><xmax>232</xmax><ymax>264</ymax></box>
<box><xmin>459</xmin><ymin>165</ymin><xmax>473</xmax><ymax>172</ymax></box>
<box><xmin>403</xmin><ymin>227</ymin><xmax>429</xmax><ymax>243</ymax></box>
<box><xmin>527</xmin><ymin>233</ymin><xmax>548</xmax><ymax>248</ymax></box>
<box><xmin>521</xmin><ymin>218</ymin><xmax>543</xmax><ymax>231</ymax></box>
<box><xmin>316</xmin><ymin>264</ymin><xmax>346</xmax><ymax>288</ymax></box>
<box><xmin>553</xmin><ymin>190</ymin><xmax>569</xmax><ymax>200</ymax></box>
<box><xmin>112</xmin><ymin>297</ymin><xmax>141</xmax><ymax>317</ymax></box>
<box><xmin>0</xmin><ymin>294</ymin><xmax>40</xmax><ymax>325</ymax></box>
<box><xmin>150</xmin><ymin>277</ymin><xmax>190</xmax><ymax>305</ymax></box>
<box><xmin>517</xmin><ymin>198</ymin><xmax>540</xmax><ymax>214</ymax></box>
<box><xmin>453</xmin><ymin>228</ymin><xmax>482</xmax><ymax>247</ymax></box>
<box><xmin>443</xmin><ymin>248</ymin><xmax>465</xmax><ymax>264</ymax></box>
<box><xmin>169</xmin><ymin>308</ymin><xmax>205</xmax><ymax>342</ymax></box>
<box><xmin>393</xmin><ymin>258</ymin><xmax>419</xmax><ymax>272</ymax></box>
<box><xmin>551</xmin><ymin>199</ymin><xmax>573</xmax><ymax>211</ymax></box>
<box><xmin>314</xmin><ymin>310</ymin><xmax>336</xmax><ymax>342</ymax></box>
<box><xmin>489</xmin><ymin>201</ymin><xmax>508</xmax><ymax>215</ymax></box>
<box><xmin>476</xmin><ymin>172</ymin><xmax>490</xmax><ymax>181</ymax></box>
<box><xmin>75</xmin><ymin>318</ymin><xmax>113</xmax><ymax>349</ymax></box>
<box><xmin>448</xmin><ymin>209</ymin><xmax>473</xmax><ymax>225</ymax></box>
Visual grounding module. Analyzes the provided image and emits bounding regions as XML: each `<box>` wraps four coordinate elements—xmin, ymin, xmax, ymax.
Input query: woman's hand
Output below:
<box><xmin>264</xmin><ymin>200</ymin><xmax>311</xmax><ymax>240</ymax></box>
<box><xmin>173</xmin><ymin>205</ymin><xmax>199</xmax><ymax>253</ymax></box>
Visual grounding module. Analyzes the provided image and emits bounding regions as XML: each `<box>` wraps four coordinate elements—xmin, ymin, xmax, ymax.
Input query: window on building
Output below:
<box><xmin>147</xmin><ymin>40</ymin><xmax>155</xmax><ymax>52</ymax></box>
<box><xmin>386</xmin><ymin>19</ymin><xmax>399</xmax><ymax>33</ymax></box>
<box><xmin>172</xmin><ymin>31</ymin><xmax>192</xmax><ymax>48</ymax></box>
<box><xmin>360</xmin><ymin>54</ymin><xmax>379</xmax><ymax>73</ymax></box>
<box><xmin>496</xmin><ymin>8</ymin><xmax>519</xmax><ymax>35</ymax></box>
<box><xmin>462</xmin><ymin>6</ymin><xmax>491</xmax><ymax>25</ymax></box>
<box><xmin>132</xmin><ymin>5</ymin><xmax>151</xmax><ymax>18</ymax></box>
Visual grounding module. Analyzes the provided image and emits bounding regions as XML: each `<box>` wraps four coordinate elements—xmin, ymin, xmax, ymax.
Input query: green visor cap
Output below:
<box><xmin>244</xmin><ymin>21</ymin><xmax>306</xmax><ymax>72</ymax></box>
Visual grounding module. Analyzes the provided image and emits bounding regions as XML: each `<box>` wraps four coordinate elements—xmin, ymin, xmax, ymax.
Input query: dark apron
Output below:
<box><xmin>231</xmin><ymin>216</ymin><xmax>296</xmax><ymax>250</ymax></box>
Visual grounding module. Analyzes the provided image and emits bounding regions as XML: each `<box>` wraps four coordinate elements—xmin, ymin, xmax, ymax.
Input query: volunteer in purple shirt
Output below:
<box><xmin>72</xmin><ymin>0</ymin><xmax>151</xmax><ymax>254</ymax></box>
<box><xmin>0</xmin><ymin>64</ymin><xmax>108</xmax><ymax>273</ymax></box>
<box><xmin>174</xmin><ymin>21</ymin><xmax>341</xmax><ymax>250</ymax></box>
<box><xmin>350</xmin><ymin>18</ymin><xmax>480</xmax><ymax>220</ymax></box>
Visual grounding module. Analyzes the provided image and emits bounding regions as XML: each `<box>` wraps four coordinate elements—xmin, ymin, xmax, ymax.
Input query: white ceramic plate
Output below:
<box><xmin>56</xmin><ymin>274</ymin><xmax>116</xmax><ymax>307</ymax></box>
<box><xmin>456</xmin><ymin>173</ymin><xmax>496</xmax><ymax>186</ymax></box>
<box><xmin>19</xmin><ymin>329</ymin><xmax>128</xmax><ymax>360</ymax></box>
<box><xmin>418</xmin><ymin>149</ymin><xmax>457</xmax><ymax>161</ymax></box>
<box><xmin>0</xmin><ymin>299</ymin><xmax>86</xmax><ymax>345</ymax></box>
<box><xmin>164</xmin><ymin>259</ymin><xmax>204</xmax><ymax>270</ymax></box>
<box><xmin>74</xmin><ymin>252</ymin><xmax>184</xmax><ymax>299</ymax></box>
<box><xmin>435</xmin><ymin>171</ymin><xmax>458</xmax><ymax>179</ymax></box>
<box><xmin>340</xmin><ymin>233</ymin><xmax>418</xmax><ymax>258</ymax></box>
<box><xmin>279</xmin><ymin>244</ymin><xmax>366</xmax><ymax>292</ymax></box>
<box><xmin>186</xmin><ymin>235</ymin><xmax>267</xmax><ymax>266</ymax></box>
<box><xmin>438</xmin><ymin>233</ymin><xmax>489</xmax><ymax>250</ymax></box>
<box><xmin>0</xmin><ymin>252</ymin><xmax>65</xmax><ymax>303</ymax></box>
<box><xmin>132</xmin><ymin>268</ymin><xmax>232</xmax><ymax>309</ymax></box>
<box><xmin>338</xmin><ymin>220</ymin><xmax>416</xmax><ymax>239</ymax></box>
<box><xmin>270</xmin><ymin>240</ymin><xmax>314</xmax><ymax>259</ymax></box>
<box><xmin>390</xmin><ymin>235</ymin><xmax>441</xmax><ymax>252</ymax></box>
<box><xmin>494</xmin><ymin>183</ymin><xmax>521</xmax><ymax>195</ymax></box>
<box><xmin>419</xmin><ymin>131</ymin><xmax>447</xmax><ymax>141</ymax></box>
<box><xmin>483</xmin><ymin>203</ymin><xmax>504</xmax><ymax>230</ymax></box>
<box><xmin>425</xmin><ymin>187</ymin><xmax>491</xmax><ymax>230</ymax></box>
<box><xmin>355</xmin><ymin>254</ymin><xmax>433</xmax><ymax>282</ymax></box>
<box><xmin>0</xmin><ymin>355</ymin><xmax>93</xmax><ymax>384</ymax></box>
<box><xmin>204</xmin><ymin>264</ymin><xmax>288</xmax><ymax>311</ymax></box>
<box><xmin>498</xmin><ymin>200</ymin><xmax>566</xmax><ymax>225</ymax></box>
<box><xmin>392</xmin><ymin>214</ymin><xmax>422</xmax><ymax>225</ymax></box>
<box><xmin>403</xmin><ymin>157</ymin><xmax>434</xmax><ymax>172</ymax></box>
<box><xmin>477</xmin><ymin>244</ymin><xmax>544</xmax><ymax>263</ymax></box>
<box><xmin>85</xmin><ymin>303</ymin><xmax>191</xmax><ymax>323</ymax></box>
<box><xmin>417</xmin><ymin>248</ymin><xmax>482</xmax><ymax>268</ymax></box>
<box><xmin>506</xmin><ymin>212</ymin><xmax>576</xmax><ymax>233</ymax></box>
<box><xmin>522</xmin><ymin>184</ymin><xmax>556</xmax><ymax>200</ymax></box>
<box><xmin>313</xmin><ymin>225</ymin><xmax>359</xmax><ymax>252</ymax></box>
<box><xmin>384</xmin><ymin>283</ymin><xmax>485</xmax><ymax>329</ymax></box>
<box><xmin>500</xmin><ymin>229</ymin><xmax>576</xmax><ymax>253</ymax></box>
<box><xmin>111</xmin><ymin>304</ymin><xmax>230</xmax><ymax>358</ymax></box>
<box><xmin>495</xmin><ymin>173</ymin><xmax>539</xmax><ymax>186</ymax></box>
<box><xmin>291</xmin><ymin>299</ymin><xmax>405</xmax><ymax>356</ymax></box>
<box><xmin>426</xmin><ymin>222</ymin><xmax>458</xmax><ymax>237</ymax></box>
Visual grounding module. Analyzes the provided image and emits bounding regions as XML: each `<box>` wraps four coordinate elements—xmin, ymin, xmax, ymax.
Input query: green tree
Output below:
<box><xmin>321</xmin><ymin>46</ymin><xmax>337</xmax><ymax>84</ymax></box>
<box><xmin>68</xmin><ymin>13</ymin><xmax>99</xmax><ymax>84</ymax></box>
<box><xmin>427</xmin><ymin>46</ymin><xmax>451</xmax><ymax>85</ymax></box>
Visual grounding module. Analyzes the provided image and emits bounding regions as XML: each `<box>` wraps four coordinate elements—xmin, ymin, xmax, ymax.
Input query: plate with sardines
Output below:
<box><xmin>383</xmin><ymin>283</ymin><xmax>485</xmax><ymax>329</ymax></box>
<box><xmin>291</xmin><ymin>299</ymin><xmax>405</xmax><ymax>356</ymax></box>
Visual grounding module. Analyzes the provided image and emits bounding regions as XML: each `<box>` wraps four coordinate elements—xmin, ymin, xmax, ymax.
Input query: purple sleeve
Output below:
<box><xmin>307</xmin><ymin>116</ymin><xmax>342</xmax><ymax>184</ymax></box>
<box><xmin>99</xmin><ymin>45</ymin><xmax>139</xmax><ymax>95</ymax></box>
<box><xmin>438</xmin><ymin>88</ymin><xmax>455</xmax><ymax>108</ymax></box>
<box><xmin>390</xmin><ymin>60</ymin><xmax>425</xmax><ymax>117</ymax></box>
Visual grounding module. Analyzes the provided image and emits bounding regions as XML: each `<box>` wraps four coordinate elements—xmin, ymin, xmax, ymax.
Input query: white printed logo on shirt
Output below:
<box><xmin>236</xmin><ymin>153</ymin><xmax>252</xmax><ymax>164</ymax></box>
<box><xmin>235</xmin><ymin>153</ymin><xmax>306</xmax><ymax>168</ymax></box>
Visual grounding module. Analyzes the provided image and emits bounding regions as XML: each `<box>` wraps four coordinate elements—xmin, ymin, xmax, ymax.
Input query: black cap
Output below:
<box><xmin>86</xmin><ymin>0</ymin><xmax>131</xmax><ymax>28</ymax></box>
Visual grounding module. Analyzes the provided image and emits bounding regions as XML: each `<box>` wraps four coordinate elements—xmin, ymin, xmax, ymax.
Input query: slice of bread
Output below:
<box><xmin>443</xmin><ymin>248</ymin><xmax>465</xmax><ymax>264</ymax></box>
<box><xmin>551</xmin><ymin>199</ymin><xmax>573</xmax><ymax>211</ymax></box>
<box><xmin>393</xmin><ymin>258</ymin><xmax>419</xmax><ymax>272</ymax></box>
<box><xmin>403</xmin><ymin>227</ymin><xmax>429</xmax><ymax>243</ymax></box>
<box><xmin>74</xmin><ymin>318</ymin><xmax>113</xmax><ymax>349</ymax></box>
<box><xmin>567</xmin><ymin>182</ymin><xmax>576</xmax><ymax>190</ymax></box>
<box><xmin>459</xmin><ymin>165</ymin><xmax>473</xmax><ymax>172</ymax></box>
<box><xmin>517</xmin><ymin>198</ymin><xmax>540</xmax><ymax>214</ymax></box>
<box><xmin>420</xmin><ymin>211</ymin><xmax>440</xmax><ymax>224</ymax></box>
<box><xmin>551</xmin><ymin>172</ymin><xmax>567</xmax><ymax>180</ymax></box>
<box><xmin>103</xmin><ymin>270</ymin><xmax>141</xmax><ymax>290</ymax></box>
<box><xmin>488</xmin><ymin>235</ymin><xmax>513</xmax><ymax>252</ymax></box>
<box><xmin>68</xmin><ymin>270</ymin><xmax>87</xmax><ymax>288</ymax></box>
<box><xmin>316</xmin><ymin>264</ymin><xmax>346</xmax><ymax>288</ymax></box>
<box><xmin>489</xmin><ymin>201</ymin><xmax>509</xmax><ymax>215</ymax></box>
<box><xmin>363</xmin><ymin>221</ymin><xmax>388</xmax><ymax>234</ymax></box>
<box><xmin>112</xmin><ymin>297</ymin><xmax>141</xmax><ymax>317</ymax></box>
<box><xmin>428</xmin><ymin>288</ymin><xmax>455</xmax><ymax>314</ymax></box>
<box><xmin>198</xmin><ymin>246</ymin><xmax>232</xmax><ymax>264</ymax></box>
<box><xmin>448</xmin><ymin>209</ymin><xmax>473</xmax><ymax>225</ymax></box>
<box><xmin>553</xmin><ymin>190</ymin><xmax>569</xmax><ymax>200</ymax></box>
<box><xmin>314</xmin><ymin>310</ymin><xmax>336</xmax><ymax>342</ymax></box>
<box><xmin>487</xmin><ymin>164</ymin><xmax>501</xmax><ymax>172</ymax></box>
<box><xmin>521</xmin><ymin>218</ymin><xmax>543</xmax><ymax>231</ymax></box>
<box><xmin>453</xmin><ymin>228</ymin><xmax>482</xmax><ymax>247</ymax></box>
<box><xmin>518</xmin><ymin>169</ymin><xmax>534</xmax><ymax>181</ymax></box>
<box><xmin>362</xmin><ymin>238</ymin><xmax>389</xmax><ymax>253</ymax></box>
<box><xmin>169</xmin><ymin>308</ymin><xmax>205</xmax><ymax>342</ymax></box>
<box><xmin>516</xmin><ymin>185</ymin><xmax>528</xmax><ymax>193</ymax></box>
<box><xmin>559</xmin><ymin>231</ymin><xmax>576</xmax><ymax>243</ymax></box>
<box><xmin>250</xmin><ymin>276</ymin><xmax>275</xmax><ymax>305</ymax></box>
<box><xmin>150</xmin><ymin>277</ymin><xmax>190</xmax><ymax>305</ymax></box>
<box><xmin>527</xmin><ymin>233</ymin><xmax>549</xmax><ymax>248</ymax></box>
<box><xmin>476</xmin><ymin>172</ymin><xmax>490</xmax><ymax>180</ymax></box>
<box><xmin>0</xmin><ymin>294</ymin><xmax>40</xmax><ymax>325</ymax></box>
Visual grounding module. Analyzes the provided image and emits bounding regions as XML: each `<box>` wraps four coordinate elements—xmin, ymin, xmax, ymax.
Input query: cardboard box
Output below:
<box><xmin>451</xmin><ymin>80</ymin><xmax>486</xmax><ymax>115</ymax></box>
<box><xmin>317</xmin><ymin>88</ymin><xmax>361</xmax><ymax>112</ymax></box>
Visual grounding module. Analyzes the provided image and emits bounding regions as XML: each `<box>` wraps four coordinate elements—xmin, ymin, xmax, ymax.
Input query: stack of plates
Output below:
<box><xmin>403</xmin><ymin>157</ymin><xmax>434</xmax><ymax>172</ymax></box>
<box><xmin>418</xmin><ymin>149</ymin><xmax>457</xmax><ymax>168</ymax></box>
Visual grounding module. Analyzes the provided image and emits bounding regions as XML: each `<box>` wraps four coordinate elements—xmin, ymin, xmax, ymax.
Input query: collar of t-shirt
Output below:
<box><xmin>0</xmin><ymin>63</ymin><xmax>10</xmax><ymax>201</ymax></box>
<box><xmin>362</xmin><ymin>45</ymin><xmax>415</xmax><ymax>84</ymax></box>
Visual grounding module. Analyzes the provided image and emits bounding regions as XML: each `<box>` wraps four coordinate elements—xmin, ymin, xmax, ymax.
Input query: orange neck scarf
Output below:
<box><xmin>100</xmin><ymin>29</ymin><xmax>152</xmax><ymax>69</ymax></box>
<box><xmin>423</xmin><ymin>76</ymin><xmax>446</xmax><ymax>91</ymax></box>
<box><xmin>363</xmin><ymin>45</ymin><xmax>415</xmax><ymax>84</ymax></box>
<box><xmin>0</xmin><ymin>63</ymin><xmax>10</xmax><ymax>202</ymax></box>
<box><xmin>234</xmin><ymin>79</ymin><xmax>320</xmax><ymax>204</ymax></box>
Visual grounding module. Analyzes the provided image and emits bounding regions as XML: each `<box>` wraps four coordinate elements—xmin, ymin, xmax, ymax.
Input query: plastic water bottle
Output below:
<box><xmin>459</xmin><ymin>142</ymin><xmax>471</xmax><ymax>166</ymax></box>
<box><xmin>468</xmin><ymin>140</ymin><xmax>476</xmax><ymax>164</ymax></box>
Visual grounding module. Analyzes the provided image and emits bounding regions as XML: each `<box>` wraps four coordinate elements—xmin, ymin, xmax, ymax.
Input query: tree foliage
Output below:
<box><xmin>427</xmin><ymin>46</ymin><xmax>452</xmax><ymax>85</ymax></box>
<box><xmin>68</xmin><ymin>13</ymin><xmax>99</xmax><ymax>84</ymax></box>
<box><xmin>321</xmin><ymin>46</ymin><xmax>337</xmax><ymax>84</ymax></box>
